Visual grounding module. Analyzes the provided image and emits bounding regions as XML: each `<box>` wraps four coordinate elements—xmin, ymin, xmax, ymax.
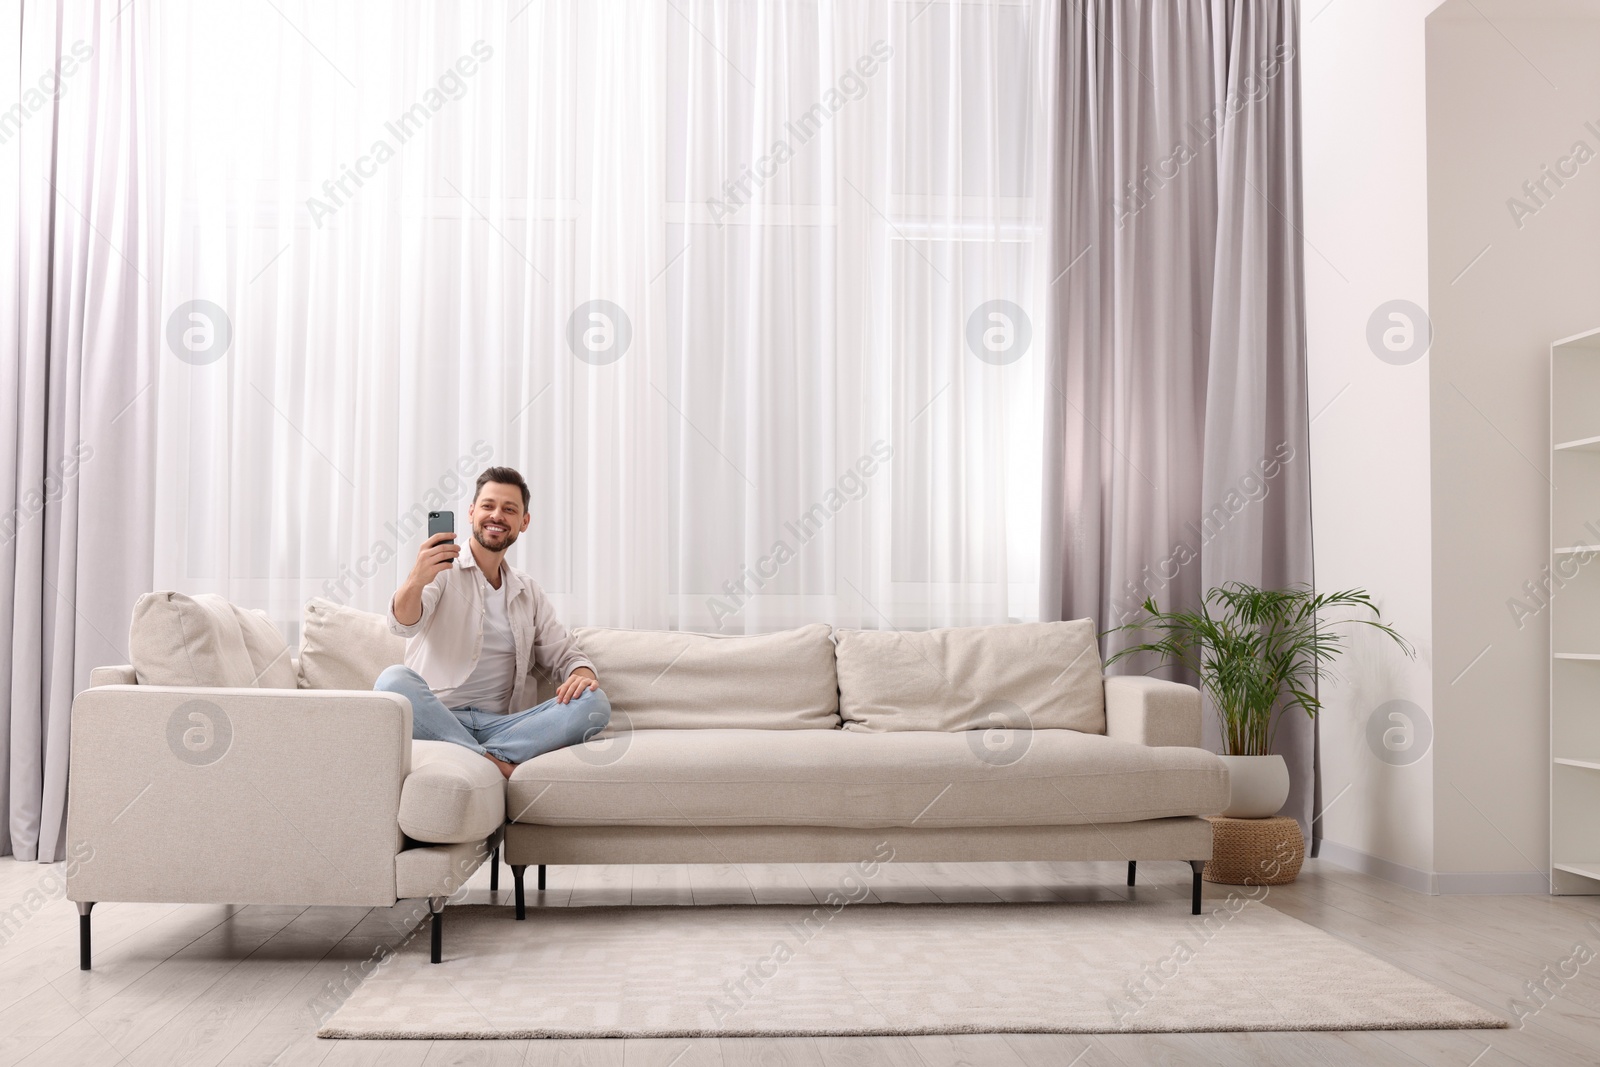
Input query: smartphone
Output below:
<box><xmin>427</xmin><ymin>511</ymin><xmax>454</xmax><ymax>539</ymax></box>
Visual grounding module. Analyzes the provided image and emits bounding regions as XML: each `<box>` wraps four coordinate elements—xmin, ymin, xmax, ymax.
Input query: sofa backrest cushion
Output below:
<box><xmin>129</xmin><ymin>591</ymin><xmax>263</xmax><ymax>688</ymax></box>
<box><xmin>297</xmin><ymin>598</ymin><xmax>407</xmax><ymax>690</ymax></box>
<box><xmin>834</xmin><ymin>619</ymin><xmax>1105</xmax><ymax>734</ymax></box>
<box><xmin>570</xmin><ymin>624</ymin><xmax>841</xmax><ymax>730</ymax></box>
<box><xmin>233</xmin><ymin>605</ymin><xmax>298</xmax><ymax>689</ymax></box>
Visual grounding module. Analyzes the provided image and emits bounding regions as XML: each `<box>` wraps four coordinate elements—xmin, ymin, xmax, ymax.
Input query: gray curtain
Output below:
<box><xmin>1</xmin><ymin>2</ymin><xmax>155</xmax><ymax>863</ymax></box>
<box><xmin>1041</xmin><ymin>1</ymin><xmax>1316</xmax><ymax>837</ymax></box>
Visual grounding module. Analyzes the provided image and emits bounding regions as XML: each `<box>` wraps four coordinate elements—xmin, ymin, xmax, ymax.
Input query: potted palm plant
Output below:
<box><xmin>1106</xmin><ymin>582</ymin><xmax>1412</xmax><ymax>818</ymax></box>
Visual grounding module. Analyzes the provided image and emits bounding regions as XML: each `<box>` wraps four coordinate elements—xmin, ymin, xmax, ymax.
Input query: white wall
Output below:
<box><xmin>1304</xmin><ymin>0</ymin><xmax>1600</xmax><ymax>893</ymax></box>
<box><xmin>1427</xmin><ymin>1</ymin><xmax>1600</xmax><ymax>891</ymax></box>
<box><xmin>1301</xmin><ymin>0</ymin><xmax>1445</xmax><ymax>886</ymax></box>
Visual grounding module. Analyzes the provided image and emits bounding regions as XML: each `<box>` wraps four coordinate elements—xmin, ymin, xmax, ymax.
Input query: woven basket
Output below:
<box><xmin>1203</xmin><ymin>815</ymin><xmax>1305</xmax><ymax>886</ymax></box>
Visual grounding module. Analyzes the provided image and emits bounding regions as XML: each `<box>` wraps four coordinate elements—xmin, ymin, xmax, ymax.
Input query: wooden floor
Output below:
<box><xmin>1</xmin><ymin>855</ymin><xmax>1598</xmax><ymax>1066</ymax></box>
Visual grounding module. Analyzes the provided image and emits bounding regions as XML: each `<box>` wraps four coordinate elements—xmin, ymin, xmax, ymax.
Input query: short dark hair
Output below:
<box><xmin>474</xmin><ymin>466</ymin><xmax>530</xmax><ymax>510</ymax></box>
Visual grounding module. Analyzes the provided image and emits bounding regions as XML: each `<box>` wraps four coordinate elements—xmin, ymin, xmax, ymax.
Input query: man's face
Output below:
<box><xmin>469</xmin><ymin>483</ymin><xmax>531</xmax><ymax>553</ymax></box>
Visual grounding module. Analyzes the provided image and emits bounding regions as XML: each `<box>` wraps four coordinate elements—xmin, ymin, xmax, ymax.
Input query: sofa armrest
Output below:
<box><xmin>67</xmin><ymin>686</ymin><xmax>412</xmax><ymax>907</ymax></box>
<box><xmin>89</xmin><ymin>664</ymin><xmax>137</xmax><ymax>686</ymax></box>
<box><xmin>1104</xmin><ymin>675</ymin><xmax>1203</xmax><ymax>747</ymax></box>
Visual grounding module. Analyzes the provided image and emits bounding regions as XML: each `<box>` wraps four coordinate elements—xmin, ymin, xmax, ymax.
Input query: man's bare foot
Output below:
<box><xmin>484</xmin><ymin>752</ymin><xmax>515</xmax><ymax>779</ymax></box>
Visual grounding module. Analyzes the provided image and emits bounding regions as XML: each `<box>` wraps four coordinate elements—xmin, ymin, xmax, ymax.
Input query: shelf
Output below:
<box><xmin>1551</xmin><ymin>331</ymin><xmax>1600</xmax><ymax>901</ymax></box>
<box><xmin>1553</xmin><ymin>326</ymin><xmax>1600</xmax><ymax>350</ymax></box>
<box><xmin>1553</xmin><ymin>862</ymin><xmax>1600</xmax><ymax>882</ymax></box>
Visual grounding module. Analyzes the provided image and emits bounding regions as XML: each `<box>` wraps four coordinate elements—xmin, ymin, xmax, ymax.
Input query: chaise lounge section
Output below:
<box><xmin>66</xmin><ymin>593</ymin><xmax>506</xmax><ymax>968</ymax></box>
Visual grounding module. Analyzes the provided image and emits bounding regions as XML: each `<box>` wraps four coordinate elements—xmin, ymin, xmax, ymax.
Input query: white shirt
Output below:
<box><xmin>437</xmin><ymin>573</ymin><xmax>517</xmax><ymax>713</ymax></box>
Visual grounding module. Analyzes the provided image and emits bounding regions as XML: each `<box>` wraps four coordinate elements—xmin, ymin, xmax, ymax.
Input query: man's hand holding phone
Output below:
<box><xmin>411</xmin><ymin>531</ymin><xmax>459</xmax><ymax>583</ymax></box>
<box><xmin>391</xmin><ymin>528</ymin><xmax>460</xmax><ymax>626</ymax></box>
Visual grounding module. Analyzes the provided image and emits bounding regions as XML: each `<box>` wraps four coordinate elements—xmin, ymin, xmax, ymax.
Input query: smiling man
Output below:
<box><xmin>375</xmin><ymin>466</ymin><xmax>609</xmax><ymax>778</ymax></box>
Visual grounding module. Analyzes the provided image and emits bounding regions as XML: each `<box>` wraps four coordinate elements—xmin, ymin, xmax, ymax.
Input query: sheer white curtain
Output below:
<box><xmin>146</xmin><ymin>0</ymin><xmax>1057</xmax><ymax>638</ymax></box>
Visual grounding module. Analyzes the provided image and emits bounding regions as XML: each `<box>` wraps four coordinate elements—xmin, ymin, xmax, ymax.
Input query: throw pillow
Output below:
<box><xmin>231</xmin><ymin>605</ymin><xmax>298</xmax><ymax>689</ymax></box>
<box><xmin>128</xmin><ymin>591</ymin><xmax>258</xmax><ymax>688</ymax></box>
<box><xmin>296</xmin><ymin>598</ymin><xmax>407</xmax><ymax>690</ymax></box>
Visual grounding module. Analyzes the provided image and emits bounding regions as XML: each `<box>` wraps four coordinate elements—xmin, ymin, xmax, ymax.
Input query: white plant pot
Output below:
<box><xmin>1217</xmin><ymin>754</ymin><xmax>1290</xmax><ymax>818</ymax></box>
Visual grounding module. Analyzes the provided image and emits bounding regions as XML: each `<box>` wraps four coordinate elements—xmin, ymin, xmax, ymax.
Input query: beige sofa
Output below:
<box><xmin>68</xmin><ymin>594</ymin><xmax>1226</xmax><ymax>970</ymax></box>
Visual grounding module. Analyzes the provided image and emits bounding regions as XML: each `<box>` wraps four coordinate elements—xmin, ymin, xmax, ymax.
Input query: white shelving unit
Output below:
<box><xmin>1550</xmin><ymin>326</ymin><xmax>1600</xmax><ymax>894</ymax></box>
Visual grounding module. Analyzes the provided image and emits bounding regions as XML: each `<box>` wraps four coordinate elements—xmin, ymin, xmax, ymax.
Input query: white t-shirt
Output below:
<box><xmin>439</xmin><ymin>576</ymin><xmax>517</xmax><ymax>714</ymax></box>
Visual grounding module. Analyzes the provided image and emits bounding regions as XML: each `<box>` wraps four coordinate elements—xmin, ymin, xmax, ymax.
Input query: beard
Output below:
<box><xmin>473</xmin><ymin>520</ymin><xmax>519</xmax><ymax>552</ymax></box>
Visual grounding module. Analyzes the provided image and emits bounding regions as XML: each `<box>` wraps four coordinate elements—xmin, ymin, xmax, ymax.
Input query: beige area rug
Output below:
<box><xmin>318</xmin><ymin>900</ymin><xmax>1506</xmax><ymax>1039</ymax></box>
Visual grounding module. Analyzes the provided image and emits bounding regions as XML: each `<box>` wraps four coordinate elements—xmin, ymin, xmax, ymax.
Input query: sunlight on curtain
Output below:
<box><xmin>148</xmin><ymin>0</ymin><xmax>1057</xmax><ymax>636</ymax></box>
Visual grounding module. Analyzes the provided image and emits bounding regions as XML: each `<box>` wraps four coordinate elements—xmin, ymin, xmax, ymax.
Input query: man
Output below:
<box><xmin>375</xmin><ymin>466</ymin><xmax>609</xmax><ymax>779</ymax></box>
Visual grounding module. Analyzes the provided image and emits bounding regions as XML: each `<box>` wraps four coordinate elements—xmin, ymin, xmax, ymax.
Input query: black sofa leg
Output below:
<box><xmin>1189</xmin><ymin>860</ymin><xmax>1205</xmax><ymax>915</ymax></box>
<box><xmin>77</xmin><ymin>902</ymin><xmax>94</xmax><ymax>971</ymax></box>
<box><xmin>429</xmin><ymin>896</ymin><xmax>445</xmax><ymax>964</ymax></box>
<box><xmin>512</xmin><ymin>865</ymin><xmax>527</xmax><ymax>919</ymax></box>
<box><xmin>538</xmin><ymin>864</ymin><xmax>546</xmax><ymax>891</ymax></box>
<box><xmin>490</xmin><ymin>846</ymin><xmax>499</xmax><ymax>892</ymax></box>
<box><xmin>1127</xmin><ymin>860</ymin><xmax>1136</xmax><ymax>886</ymax></box>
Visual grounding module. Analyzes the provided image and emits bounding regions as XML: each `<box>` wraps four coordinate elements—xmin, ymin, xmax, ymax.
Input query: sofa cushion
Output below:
<box><xmin>834</xmin><ymin>619</ymin><xmax>1105</xmax><ymax>734</ymax></box>
<box><xmin>400</xmin><ymin>741</ymin><xmax>506</xmax><ymax>845</ymax></box>
<box><xmin>297</xmin><ymin>598</ymin><xmax>406</xmax><ymax>690</ymax></box>
<box><xmin>129</xmin><ymin>591</ymin><xmax>259</xmax><ymax>688</ymax></box>
<box><xmin>232</xmin><ymin>605</ymin><xmax>298</xmax><ymax>689</ymax></box>
<box><xmin>506</xmin><ymin>728</ymin><xmax>1226</xmax><ymax>829</ymax></box>
<box><xmin>569</xmin><ymin>624</ymin><xmax>840</xmax><ymax>731</ymax></box>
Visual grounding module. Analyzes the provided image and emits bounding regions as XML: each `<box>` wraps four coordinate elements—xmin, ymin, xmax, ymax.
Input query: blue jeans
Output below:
<box><xmin>375</xmin><ymin>665</ymin><xmax>611</xmax><ymax>765</ymax></box>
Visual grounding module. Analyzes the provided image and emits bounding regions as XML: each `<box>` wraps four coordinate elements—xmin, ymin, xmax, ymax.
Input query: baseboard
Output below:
<box><xmin>1315</xmin><ymin>840</ymin><xmax>1550</xmax><ymax>895</ymax></box>
<box><xmin>1315</xmin><ymin>840</ymin><xmax>1436</xmax><ymax>894</ymax></box>
<box><xmin>1433</xmin><ymin>869</ymin><xmax>1550</xmax><ymax>895</ymax></box>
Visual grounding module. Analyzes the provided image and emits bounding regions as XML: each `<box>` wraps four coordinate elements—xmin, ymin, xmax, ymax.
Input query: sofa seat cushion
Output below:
<box><xmin>400</xmin><ymin>740</ymin><xmax>506</xmax><ymax>845</ymax></box>
<box><xmin>505</xmin><ymin>729</ymin><xmax>1226</xmax><ymax>829</ymax></box>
